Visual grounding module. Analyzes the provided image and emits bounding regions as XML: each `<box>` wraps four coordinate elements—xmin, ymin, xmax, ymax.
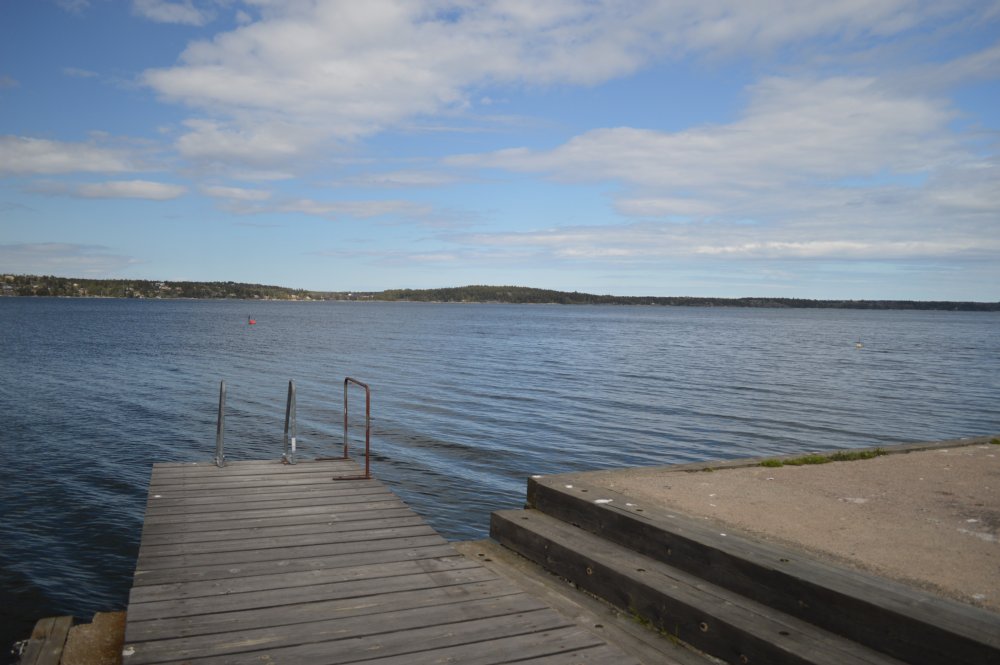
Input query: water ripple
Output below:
<box><xmin>0</xmin><ymin>299</ymin><xmax>998</xmax><ymax>658</ymax></box>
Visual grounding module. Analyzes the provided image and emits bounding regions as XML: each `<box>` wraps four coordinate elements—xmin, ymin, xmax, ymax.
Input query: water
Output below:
<box><xmin>1</xmin><ymin>298</ymin><xmax>997</xmax><ymax>659</ymax></box>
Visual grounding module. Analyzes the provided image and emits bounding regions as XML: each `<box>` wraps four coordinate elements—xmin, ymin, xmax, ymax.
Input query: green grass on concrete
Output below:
<box><xmin>759</xmin><ymin>448</ymin><xmax>887</xmax><ymax>468</ymax></box>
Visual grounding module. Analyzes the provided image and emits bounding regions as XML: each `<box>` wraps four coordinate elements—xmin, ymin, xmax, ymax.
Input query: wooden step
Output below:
<box><xmin>526</xmin><ymin>475</ymin><xmax>1000</xmax><ymax>665</ymax></box>
<box><xmin>17</xmin><ymin>616</ymin><xmax>73</xmax><ymax>665</ymax></box>
<box><xmin>454</xmin><ymin>539</ymin><xmax>724</xmax><ymax>665</ymax></box>
<box><xmin>494</xmin><ymin>508</ymin><xmax>916</xmax><ymax>665</ymax></box>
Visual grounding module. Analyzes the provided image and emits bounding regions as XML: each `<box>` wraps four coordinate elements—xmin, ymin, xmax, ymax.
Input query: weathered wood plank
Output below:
<box><xmin>125</xmin><ymin>593</ymin><xmax>549</xmax><ymax>664</ymax></box>
<box><xmin>354</xmin><ymin>628</ymin><xmax>610</xmax><ymax>665</ymax></box>
<box><xmin>138</xmin><ymin>520</ymin><xmax>433</xmax><ymax>556</ymax></box>
<box><xmin>138</xmin><ymin>513</ymin><xmax>424</xmax><ymax>546</ymax></box>
<box><xmin>143</xmin><ymin>491</ymin><xmax>395</xmax><ymax>518</ymax></box>
<box><xmin>139</xmin><ymin>501</ymin><xmax>408</xmax><ymax>535</ymax></box>
<box><xmin>143</xmin><ymin>496</ymin><xmax>413</xmax><ymax>534</ymax></box>
<box><xmin>139</xmin><ymin>496</ymin><xmax>408</xmax><ymax>526</ymax></box>
<box><xmin>132</xmin><ymin>533</ymin><xmax>448</xmax><ymax>572</ymax></box>
<box><xmin>146</xmin><ymin>478</ymin><xmax>383</xmax><ymax>494</ymax></box>
<box><xmin>509</xmin><ymin>644</ymin><xmax>633</xmax><ymax>664</ymax></box>
<box><xmin>135</xmin><ymin>524</ymin><xmax>438</xmax><ymax>566</ymax></box>
<box><xmin>149</xmin><ymin>463</ymin><xmax>353</xmax><ymax>477</ymax></box>
<box><xmin>151</xmin><ymin>459</ymin><xmax>285</xmax><ymax>469</ymax></box>
<box><xmin>18</xmin><ymin>615</ymin><xmax>73</xmax><ymax>665</ymax></box>
<box><xmin>124</xmin><ymin>459</ymin><xmax>638</xmax><ymax>665</ymax></box>
<box><xmin>126</xmin><ymin>565</ymin><xmax>500</xmax><ymax>622</ymax></box>
<box><xmin>147</xmin><ymin>476</ymin><xmax>371</xmax><ymax>493</ymax></box>
<box><xmin>126</xmin><ymin>578</ymin><xmax>523</xmax><ymax>642</ymax></box>
<box><xmin>147</xmin><ymin>468</ymin><xmax>369</xmax><ymax>486</ymax></box>
<box><xmin>171</xmin><ymin>609</ymin><xmax>571</xmax><ymax>665</ymax></box>
<box><xmin>147</xmin><ymin>469</ymin><xmax>360</xmax><ymax>484</ymax></box>
<box><xmin>129</xmin><ymin>555</ymin><xmax>481</xmax><ymax>604</ymax></box>
<box><xmin>143</xmin><ymin>483</ymin><xmax>389</xmax><ymax>508</ymax></box>
<box><xmin>150</xmin><ymin>459</ymin><xmax>356</xmax><ymax>475</ymax></box>
<box><xmin>131</xmin><ymin>543</ymin><xmax>458</xmax><ymax>586</ymax></box>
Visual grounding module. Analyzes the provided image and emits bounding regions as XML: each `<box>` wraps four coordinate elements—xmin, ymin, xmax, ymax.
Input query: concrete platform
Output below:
<box><xmin>572</xmin><ymin>435</ymin><xmax>1000</xmax><ymax>613</ymax></box>
<box><xmin>493</xmin><ymin>436</ymin><xmax>1000</xmax><ymax>665</ymax></box>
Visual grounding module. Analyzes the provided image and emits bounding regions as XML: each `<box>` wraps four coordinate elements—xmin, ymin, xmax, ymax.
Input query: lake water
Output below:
<box><xmin>1</xmin><ymin>298</ymin><xmax>997</xmax><ymax>659</ymax></box>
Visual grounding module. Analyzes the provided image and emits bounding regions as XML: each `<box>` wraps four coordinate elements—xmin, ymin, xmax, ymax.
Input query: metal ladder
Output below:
<box><xmin>214</xmin><ymin>377</ymin><xmax>372</xmax><ymax>479</ymax></box>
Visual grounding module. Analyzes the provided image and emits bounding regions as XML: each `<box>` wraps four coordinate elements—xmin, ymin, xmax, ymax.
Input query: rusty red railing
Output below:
<box><xmin>342</xmin><ymin>377</ymin><xmax>372</xmax><ymax>479</ymax></box>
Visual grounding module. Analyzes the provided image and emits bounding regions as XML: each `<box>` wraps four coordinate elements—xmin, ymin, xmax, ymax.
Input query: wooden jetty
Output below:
<box><xmin>122</xmin><ymin>458</ymin><xmax>636</xmax><ymax>665</ymax></box>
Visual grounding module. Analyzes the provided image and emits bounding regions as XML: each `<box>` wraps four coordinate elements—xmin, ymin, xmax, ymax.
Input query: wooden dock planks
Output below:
<box><xmin>124</xmin><ymin>459</ymin><xmax>636</xmax><ymax>664</ymax></box>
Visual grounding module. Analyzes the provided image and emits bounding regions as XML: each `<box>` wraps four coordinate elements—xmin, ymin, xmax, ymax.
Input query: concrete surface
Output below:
<box><xmin>578</xmin><ymin>439</ymin><xmax>1000</xmax><ymax>613</ymax></box>
<box><xmin>61</xmin><ymin>612</ymin><xmax>125</xmax><ymax>665</ymax></box>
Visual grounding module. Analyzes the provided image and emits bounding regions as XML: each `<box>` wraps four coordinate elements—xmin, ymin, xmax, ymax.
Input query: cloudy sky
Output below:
<box><xmin>1</xmin><ymin>1</ymin><xmax>998</xmax><ymax>299</ymax></box>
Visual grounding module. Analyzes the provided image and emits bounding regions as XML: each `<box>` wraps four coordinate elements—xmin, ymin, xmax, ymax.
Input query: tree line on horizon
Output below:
<box><xmin>374</xmin><ymin>285</ymin><xmax>999</xmax><ymax>310</ymax></box>
<box><xmin>2</xmin><ymin>275</ymin><xmax>997</xmax><ymax>310</ymax></box>
<box><xmin>0</xmin><ymin>274</ymin><xmax>314</xmax><ymax>300</ymax></box>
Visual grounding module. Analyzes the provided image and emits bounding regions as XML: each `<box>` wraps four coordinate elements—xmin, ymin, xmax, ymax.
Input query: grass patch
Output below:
<box><xmin>628</xmin><ymin>607</ymin><xmax>683</xmax><ymax>645</ymax></box>
<box><xmin>990</xmin><ymin>438</ymin><xmax>1000</xmax><ymax>445</ymax></box>
<box><xmin>760</xmin><ymin>448</ymin><xmax>887</xmax><ymax>468</ymax></box>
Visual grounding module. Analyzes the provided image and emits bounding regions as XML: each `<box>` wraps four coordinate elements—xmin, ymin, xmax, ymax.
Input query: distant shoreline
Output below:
<box><xmin>2</xmin><ymin>275</ymin><xmax>997</xmax><ymax>311</ymax></box>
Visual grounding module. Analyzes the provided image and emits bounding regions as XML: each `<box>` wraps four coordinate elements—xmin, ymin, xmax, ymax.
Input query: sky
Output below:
<box><xmin>1</xmin><ymin>1</ymin><xmax>999</xmax><ymax>299</ymax></box>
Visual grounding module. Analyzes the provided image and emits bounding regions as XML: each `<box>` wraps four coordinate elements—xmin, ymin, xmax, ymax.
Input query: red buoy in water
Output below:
<box><xmin>248</xmin><ymin>315</ymin><xmax>256</xmax><ymax>325</ymax></box>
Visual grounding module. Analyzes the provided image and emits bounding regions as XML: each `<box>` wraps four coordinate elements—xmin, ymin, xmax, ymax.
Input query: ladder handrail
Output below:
<box><xmin>282</xmin><ymin>380</ymin><xmax>297</xmax><ymax>465</ymax></box>
<box><xmin>343</xmin><ymin>377</ymin><xmax>372</xmax><ymax>479</ymax></box>
<box><xmin>211</xmin><ymin>377</ymin><xmax>371</xmax><ymax>477</ymax></box>
<box><xmin>214</xmin><ymin>380</ymin><xmax>226</xmax><ymax>467</ymax></box>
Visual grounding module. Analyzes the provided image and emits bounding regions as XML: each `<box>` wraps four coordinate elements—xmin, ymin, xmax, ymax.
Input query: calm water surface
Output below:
<box><xmin>1</xmin><ymin>298</ymin><xmax>998</xmax><ymax>658</ymax></box>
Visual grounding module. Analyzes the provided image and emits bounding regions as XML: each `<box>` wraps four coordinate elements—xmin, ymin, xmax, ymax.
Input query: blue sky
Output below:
<box><xmin>1</xmin><ymin>1</ymin><xmax>998</xmax><ymax>299</ymax></box>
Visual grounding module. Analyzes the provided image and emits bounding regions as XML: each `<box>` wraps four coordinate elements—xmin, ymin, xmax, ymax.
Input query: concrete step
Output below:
<box><xmin>525</xmin><ymin>475</ymin><xmax>1000</xmax><ymax>665</ymax></box>
<box><xmin>493</xmin><ymin>508</ymin><xmax>908</xmax><ymax>665</ymax></box>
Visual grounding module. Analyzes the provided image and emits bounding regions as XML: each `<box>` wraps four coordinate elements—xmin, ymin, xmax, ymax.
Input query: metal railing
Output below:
<box><xmin>282</xmin><ymin>380</ymin><xmax>297</xmax><ymax>465</ymax></box>
<box><xmin>214</xmin><ymin>380</ymin><xmax>226</xmax><ymax>467</ymax></box>
<box><xmin>343</xmin><ymin>377</ymin><xmax>372</xmax><ymax>479</ymax></box>
<box><xmin>212</xmin><ymin>377</ymin><xmax>372</xmax><ymax>478</ymax></box>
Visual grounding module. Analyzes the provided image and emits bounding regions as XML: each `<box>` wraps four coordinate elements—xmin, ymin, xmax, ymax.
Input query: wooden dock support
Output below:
<box><xmin>17</xmin><ymin>616</ymin><xmax>73</xmax><ymax>665</ymax></box>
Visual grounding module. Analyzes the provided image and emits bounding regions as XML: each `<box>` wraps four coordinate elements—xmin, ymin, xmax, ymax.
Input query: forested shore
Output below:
<box><xmin>2</xmin><ymin>275</ymin><xmax>997</xmax><ymax>311</ymax></box>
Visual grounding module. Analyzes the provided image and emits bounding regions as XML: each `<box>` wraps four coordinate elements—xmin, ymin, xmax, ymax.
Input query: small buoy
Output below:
<box><xmin>248</xmin><ymin>315</ymin><xmax>256</xmax><ymax>325</ymax></box>
<box><xmin>855</xmin><ymin>340</ymin><xmax>863</xmax><ymax>349</ymax></box>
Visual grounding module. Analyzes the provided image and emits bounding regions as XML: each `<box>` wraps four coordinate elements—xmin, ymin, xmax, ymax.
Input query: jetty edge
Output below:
<box><xmin>489</xmin><ymin>434</ymin><xmax>1000</xmax><ymax>665</ymax></box>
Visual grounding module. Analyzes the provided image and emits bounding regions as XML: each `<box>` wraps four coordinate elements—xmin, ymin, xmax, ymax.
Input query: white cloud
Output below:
<box><xmin>0</xmin><ymin>242</ymin><xmax>136</xmax><ymax>275</ymax></box>
<box><xmin>0</xmin><ymin>75</ymin><xmax>19</xmax><ymax>88</ymax></box>
<box><xmin>445</xmin><ymin>74</ymin><xmax>999</xmax><ymax>264</ymax></box>
<box><xmin>77</xmin><ymin>180</ymin><xmax>187</xmax><ymax>200</ymax></box>
<box><xmin>0</xmin><ymin>136</ymin><xmax>135</xmax><ymax>174</ymax></box>
<box><xmin>614</xmin><ymin>197</ymin><xmax>721</xmax><ymax>219</ymax></box>
<box><xmin>337</xmin><ymin>170</ymin><xmax>459</xmax><ymax>188</ymax></box>
<box><xmin>174</xmin><ymin>119</ymin><xmax>321</xmax><ymax>166</ymax></box>
<box><xmin>453</xmin><ymin>77</ymin><xmax>958</xmax><ymax>189</ymax></box>
<box><xmin>142</xmin><ymin>1</ymin><xmax>985</xmax><ymax>167</ymax></box>
<box><xmin>906</xmin><ymin>41</ymin><xmax>1000</xmax><ymax>90</ymax></box>
<box><xmin>450</xmin><ymin>209</ymin><xmax>998</xmax><ymax>263</ymax></box>
<box><xmin>132</xmin><ymin>0</ymin><xmax>214</xmax><ymax>26</ymax></box>
<box><xmin>63</xmin><ymin>67</ymin><xmax>99</xmax><ymax>78</ymax></box>
<box><xmin>56</xmin><ymin>0</ymin><xmax>90</xmax><ymax>15</ymax></box>
<box><xmin>201</xmin><ymin>184</ymin><xmax>271</xmax><ymax>201</ymax></box>
<box><xmin>282</xmin><ymin>198</ymin><xmax>433</xmax><ymax>220</ymax></box>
